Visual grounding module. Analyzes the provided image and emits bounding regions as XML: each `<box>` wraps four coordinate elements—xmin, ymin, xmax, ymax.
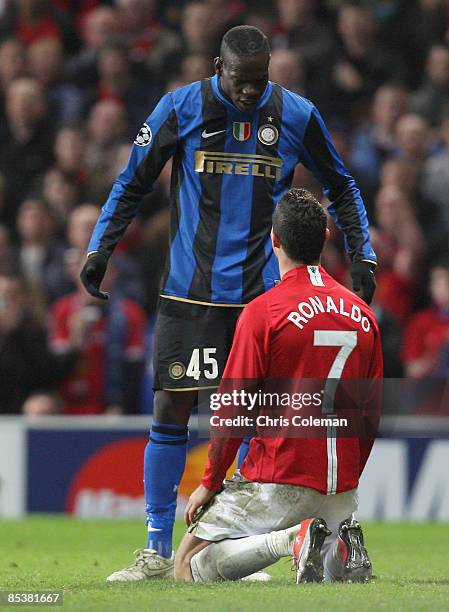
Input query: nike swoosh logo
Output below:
<box><xmin>202</xmin><ymin>129</ymin><xmax>226</xmax><ymax>138</ymax></box>
<box><xmin>147</xmin><ymin>526</ymin><xmax>163</xmax><ymax>532</ymax></box>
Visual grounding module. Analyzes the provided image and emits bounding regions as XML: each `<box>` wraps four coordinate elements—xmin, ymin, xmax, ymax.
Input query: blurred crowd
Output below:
<box><xmin>0</xmin><ymin>0</ymin><xmax>448</xmax><ymax>416</ymax></box>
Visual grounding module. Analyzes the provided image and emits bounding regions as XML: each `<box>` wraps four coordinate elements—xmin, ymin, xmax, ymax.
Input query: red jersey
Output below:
<box><xmin>202</xmin><ymin>265</ymin><xmax>383</xmax><ymax>495</ymax></box>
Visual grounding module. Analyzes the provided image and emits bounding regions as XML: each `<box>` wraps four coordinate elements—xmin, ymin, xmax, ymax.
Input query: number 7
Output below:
<box><xmin>313</xmin><ymin>330</ymin><xmax>357</xmax><ymax>413</ymax></box>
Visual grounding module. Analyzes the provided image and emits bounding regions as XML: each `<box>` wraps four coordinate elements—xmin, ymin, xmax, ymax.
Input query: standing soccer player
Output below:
<box><xmin>175</xmin><ymin>188</ymin><xmax>383</xmax><ymax>583</ymax></box>
<box><xmin>80</xmin><ymin>26</ymin><xmax>377</xmax><ymax>581</ymax></box>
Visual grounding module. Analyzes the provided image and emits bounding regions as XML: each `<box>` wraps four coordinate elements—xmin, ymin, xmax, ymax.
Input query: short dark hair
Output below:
<box><xmin>272</xmin><ymin>188</ymin><xmax>327</xmax><ymax>264</ymax></box>
<box><xmin>220</xmin><ymin>26</ymin><xmax>270</xmax><ymax>61</ymax></box>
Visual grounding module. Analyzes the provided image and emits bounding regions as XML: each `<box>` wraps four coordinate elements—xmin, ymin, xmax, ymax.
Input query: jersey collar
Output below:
<box><xmin>281</xmin><ymin>264</ymin><xmax>324</xmax><ymax>283</ymax></box>
<box><xmin>211</xmin><ymin>74</ymin><xmax>273</xmax><ymax>115</ymax></box>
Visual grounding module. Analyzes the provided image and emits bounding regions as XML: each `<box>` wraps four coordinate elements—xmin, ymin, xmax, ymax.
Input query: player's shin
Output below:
<box><xmin>144</xmin><ymin>422</ymin><xmax>188</xmax><ymax>558</ymax></box>
<box><xmin>190</xmin><ymin>526</ymin><xmax>299</xmax><ymax>582</ymax></box>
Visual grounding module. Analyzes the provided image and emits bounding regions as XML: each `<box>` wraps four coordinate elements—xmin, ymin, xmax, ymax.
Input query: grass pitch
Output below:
<box><xmin>0</xmin><ymin>518</ymin><xmax>448</xmax><ymax>611</ymax></box>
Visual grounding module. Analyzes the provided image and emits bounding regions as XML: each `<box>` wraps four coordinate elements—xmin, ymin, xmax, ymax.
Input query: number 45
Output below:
<box><xmin>186</xmin><ymin>348</ymin><xmax>219</xmax><ymax>380</ymax></box>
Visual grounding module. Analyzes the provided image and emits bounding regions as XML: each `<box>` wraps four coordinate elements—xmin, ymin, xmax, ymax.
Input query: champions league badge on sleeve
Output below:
<box><xmin>257</xmin><ymin>124</ymin><xmax>279</xmax><ymax>146</ymax></box>
<box><xmin>134</xmin><ymin>123</ymin><xmax>152</xmax><ymax>146</ymax></box>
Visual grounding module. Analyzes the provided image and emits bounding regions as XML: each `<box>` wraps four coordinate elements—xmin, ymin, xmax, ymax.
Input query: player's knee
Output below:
<box><xmin>153</xmin><ymin>391</ymin><xmax>173</xmax><ymax>422</ymax></box>
<box><xmin>153</xmin><ymin>392</ymin><xmax>181</xmax><ymax>424</ymax></box>
<box><xmin>215</xmin><ymin>555</ymin><xmax>237</xmax><ymax>580</ymax></box>
<box><xmin>185</xmin><ymin>546</ymin><xmax>223</xmax><ymax>582</ymax></box>
<box><xmin>153</xmin><ymin>390</ymin><xmax>195</xmax><ymax>426</ymax></box>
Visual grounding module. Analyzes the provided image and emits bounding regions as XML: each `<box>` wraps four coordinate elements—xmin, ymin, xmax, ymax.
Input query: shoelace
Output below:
<box><xmin>119</xmin><ymin>549</ymin><xmax>152</xmax><ymax>571</ymax></box>
<box><xmin>132</xmin><ymin>549</ymin><xmax>168</xmax><ymax>569</ymax></box>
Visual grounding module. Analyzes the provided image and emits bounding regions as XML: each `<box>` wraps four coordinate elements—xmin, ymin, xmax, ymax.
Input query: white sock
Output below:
<box><xmin>323</xmin><ymin>514</ymin><xmax>356</xmax><ymax>581</ymax></box>
<box><xmin>190</xmin><ymin>525</ymin><xmax>299</xmax><ymax>582</ymax></box>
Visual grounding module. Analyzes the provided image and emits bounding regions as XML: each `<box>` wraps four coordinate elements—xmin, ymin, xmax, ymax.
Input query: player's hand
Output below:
<box><xmin>351</xmin><ymin>261</ymin><xmax>376</xmax><ymax>305</ymax></box>
<box><xmin>184</xmin><ymin>484</ymin><xmax>216</xmax><ymax>527</ymax></box>
<box><xmin>80</xmin><ymin>252</ymin><xmax>109</xmax><ymax>300</ymax></box>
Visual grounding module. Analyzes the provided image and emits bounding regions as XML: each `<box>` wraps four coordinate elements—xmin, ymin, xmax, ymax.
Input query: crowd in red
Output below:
<box><xmin>0</xmin><ymin>0</ymin><xmax>448</xmax><ymax>415</ymax></box>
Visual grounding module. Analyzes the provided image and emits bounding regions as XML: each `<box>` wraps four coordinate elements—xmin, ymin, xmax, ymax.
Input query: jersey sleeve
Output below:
<box><xmin>300</xmin><ymin>104</ymin><xmax>376</xmax><ymax>264</ymax></box>
<box><xmin>359</xmin><ymin>322</ymin><xmax>383</xmax><ymax>474</ymax></box>
<box><xmin>201</xmin><ymin>299</ymin><xmax>271</xmax><ymax>491</ymax></box>
<box><xmin>88</xmin><ymin>93</ymin><xmax>179</xmax><ymax>258</ymax></box>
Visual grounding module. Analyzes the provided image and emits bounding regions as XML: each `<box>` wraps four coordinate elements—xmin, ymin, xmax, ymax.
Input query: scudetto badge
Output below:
<box><xmin>134</xmin><ymin>123</ymin><xmax>152</xmax><ymax>146</ymax></box>
<box><xmin>169</xmin><ymin>362</ymin><xmax>186</xmax><ymax>380</ymax></box>
<box><xmin>257</xmin><ymin>124</ymin><xmax>279</xmax><ymax>145</ymax></box>
<box><xmin>233</xmin><ymin>122</ymin><xmax>251</xmax><ymax>141</ymax></box>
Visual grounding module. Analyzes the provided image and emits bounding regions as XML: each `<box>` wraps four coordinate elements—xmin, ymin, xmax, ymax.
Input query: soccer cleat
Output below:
<box><xmin>293</xmin><ymin>517</ymin><xmax>331</xmax><ymax>584</ymax></box>
<box><xmin>336</xmin><ymin>518</ymin><xmax>372</xmax><ymax>583</ymax></box>
<box><xmin>106</xmin><ymin>549</ymin><xmax>174</xmax><ymax>582</ymax></box>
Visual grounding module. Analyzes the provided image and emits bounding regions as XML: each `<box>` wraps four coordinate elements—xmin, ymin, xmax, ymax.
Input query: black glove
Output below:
<box><xmin>350</xmin><ymin>260</ymin><xmax>376</xmax><ymax>305</ymax></box>
<box><xmin>80</xmin><ymin>252</ymin><xmax>109</xmax><ymax>300</ymax></box>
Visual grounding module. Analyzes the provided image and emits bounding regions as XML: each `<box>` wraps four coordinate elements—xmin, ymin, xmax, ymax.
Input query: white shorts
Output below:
<box><xmin>189</xmin><ymin>471</ymin><xmax>358</xmax><ymax>543</ymax></box>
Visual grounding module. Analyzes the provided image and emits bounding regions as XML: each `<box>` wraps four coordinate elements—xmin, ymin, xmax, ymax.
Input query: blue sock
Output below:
<box><xmin>237</xmin><ymin>436</ymin><xmax>251</xmax><ymax>468</ymax></box>
<box><xmin>144</xmin><ymin>422</ymin><xmax>188</xmax><ymax>558</ymax></box>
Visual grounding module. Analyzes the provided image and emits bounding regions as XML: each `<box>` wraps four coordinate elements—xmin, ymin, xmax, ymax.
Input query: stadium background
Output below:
<box><xmin>0</xmin><ymin>0</ymin><xmax>448</xmax><ymax>521</ymax></box>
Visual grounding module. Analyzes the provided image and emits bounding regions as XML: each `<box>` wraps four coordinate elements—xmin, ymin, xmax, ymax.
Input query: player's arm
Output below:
<box><xmin>80</xmin><ymin>93</ymin><xmax>179</xmax><ymax>299</ymax></box>
<box><xmin>360</xmin><ymin>324</ymin><xmax>384</xmax><ymax>474</ymax></box>
<box><xmin>300</xmin><ymin>104</ymin><xmax>377</xmax><ymax>304</ymax></box>
<box><xmin>201</xmin><ymin>300</ymin><xmax>270</xmax><ymax>491</ymax></box>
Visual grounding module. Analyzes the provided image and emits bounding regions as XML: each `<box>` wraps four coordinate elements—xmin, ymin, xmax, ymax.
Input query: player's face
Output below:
<box><xmin>217</xmin><ymin>52</ymin><xmax>269</xmax><ymax>113</ymax></box>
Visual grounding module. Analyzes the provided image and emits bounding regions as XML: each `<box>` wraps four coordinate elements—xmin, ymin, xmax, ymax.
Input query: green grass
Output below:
<box><xmin>0</xmin><ymin>518</ymin><xmax>448</xmax><ymax>611</ymax></box>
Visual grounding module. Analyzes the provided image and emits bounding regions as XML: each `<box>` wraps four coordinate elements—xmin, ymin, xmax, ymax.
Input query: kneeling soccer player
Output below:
<box><xmin>175</xmin><ymin>188</ymin><xmax>382</xmax><ymax>583</ymax></box>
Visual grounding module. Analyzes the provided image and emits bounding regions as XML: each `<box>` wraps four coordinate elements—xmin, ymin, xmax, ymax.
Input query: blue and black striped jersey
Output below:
<box><xmin>88</xmin><ymin>75</ymin><xmax>376</xmax><ymax>306</ymax></box>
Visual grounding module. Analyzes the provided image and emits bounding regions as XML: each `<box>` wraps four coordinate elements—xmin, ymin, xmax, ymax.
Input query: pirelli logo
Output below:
<box><xmin>194</xmin><ymin>151</ymin><xmax>283</xmax><ymax>181</ymax></box>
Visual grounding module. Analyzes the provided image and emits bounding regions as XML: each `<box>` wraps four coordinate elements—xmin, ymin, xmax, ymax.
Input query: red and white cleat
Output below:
<box><xmin>293</xmin><ymin>518</ymin><xmax>331</xmax><ymax>584</ymax></box>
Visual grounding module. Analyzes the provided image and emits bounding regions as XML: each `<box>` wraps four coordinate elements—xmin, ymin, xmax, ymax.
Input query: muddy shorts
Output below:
<box><xmin>189</xmin><ymin>471</ymin><xmax>358</xmax><ymax>543</ymax></box>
